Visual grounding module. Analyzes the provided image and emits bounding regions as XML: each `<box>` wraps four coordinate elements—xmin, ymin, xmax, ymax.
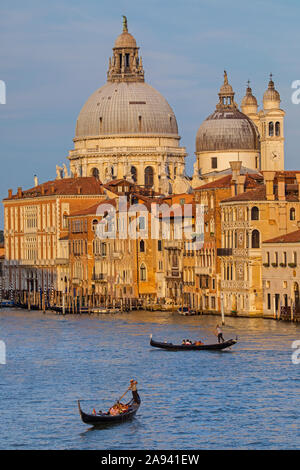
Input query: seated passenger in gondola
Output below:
<box><xmin>185</xmin><ymin>339</ymin><xmax>192</xmax><ymax>345</ymax></box>
<box><xmin>109</xmin><ymin>402</ymin><xmax>125</xmax><ymax>415</ymax></box>
<box><xmin>182</xmin><ymin>339</ymin><xmax>186</xmax><ymax>345</ymax></box>
<box><xmin>194</xmin><ymin>340</ymin><xmax>204</xmax><ymax>346</ymax></box>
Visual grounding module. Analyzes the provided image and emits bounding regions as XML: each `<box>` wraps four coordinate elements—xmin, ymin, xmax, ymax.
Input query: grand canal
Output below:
<box><xmin>0</xmin><ymin>309</ymin><xmax>299</xmax><ymax>449</ymax></box>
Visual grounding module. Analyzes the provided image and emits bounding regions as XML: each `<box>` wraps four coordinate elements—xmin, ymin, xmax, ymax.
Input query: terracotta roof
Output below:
<box><xmin>264</xmin><ymin>229</ymin><xmax>300</xmax><ymax>244</ymax></box>
<box><xmin>221</xmin><ymin>185</ymin><xmax>267</xmax><ymax>202</ymax></box>
<box><xmin>195</xmin><ymin>173</ymin><xmax>263</xmax><ymax>191</ymax></box>
<box><xmin>221</xmin><ymin>181</ymin><xmax>299</xmax><ymax>203</ymax></box>
<box><xmin>70</xmin><ymin>199</ymin><xmax>116</xmax><ymax>217</ymax></box>
<box><xmin>194</xmin><ymin>175</ymin><xmax>232</xmax><ymax>190</ymax></box>
<box><xmin>5</xmin><ymin>177</ymin><xmax>104</xmax><ymax>200</ymax></box>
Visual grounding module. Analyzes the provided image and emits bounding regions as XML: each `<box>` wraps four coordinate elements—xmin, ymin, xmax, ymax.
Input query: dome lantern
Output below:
<box><xmin>107</xmin><ymin>16</ymin><xmax>144</xmax><ymax>83</ymax></box>
<box><xmin>216</xmin><ymin>71</ymin><xmax>238</xmax><ymax>110</ymax></box>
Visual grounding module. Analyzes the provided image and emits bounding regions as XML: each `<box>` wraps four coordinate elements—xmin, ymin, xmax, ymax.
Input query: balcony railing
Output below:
<box><xmin>55</xmin><ymin>258</ymin><xmax>69</xmax><ymax>265</ymax></box>
<box><xmin>217</xmin><ymin>248</ymin><xmax>233</xmax><ymax>256</ymax></box>
<box><xmin>92</xmin><ymin>273</ymin><xmax>107</xmax><ymax>282</ymax></box>
<box><xmin>166</xmin><ymin>270</ymin><xmax>182</xmax><ymax>279</ymax></box>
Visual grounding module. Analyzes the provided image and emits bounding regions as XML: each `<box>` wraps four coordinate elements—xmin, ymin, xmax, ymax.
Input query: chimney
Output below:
<box><xmin>34</xmin><ymin>175</ymin><xmax>38</xmax><ymax>187</ymax></box>
<box><xmin>50</xmin><ymin>185</ymin><xmax>55</xmax><ymax>194</ymax></box>
<box><xmin>17</xmin><ymin>187</ymin><xmax>22</xmax><ymax>198</ymax></box>
<box><xmin>263</xmin><ymin>171</ymin><xmax>276</xmax><ymax>201</ymax></box>
<box><xmin>237</xmin><ymin>175</ymin><xmax>246</xmax><ymax>194</ymax></box>
<box><xmin>230</xmin><ymin>161</ymin><xmax>242</xmax><ymax>181</ymax></box>
<box><xmin>295</xmin><ymin>173</ymin><xmax>300</xmax><ymax>200</ymax></box>
<box><xmin>8</xmin><ymin>189</ymin><xmax>12</xmax><ymax>199</ymax></box>
<box><xmin>230</xmin><ymin>161</ymin><xmax>242</xmax><ymax>196</ymax></box>
<box><xmin>277</xmin><ymin>173</ymin><xmax>286</xmax><ymax>201</ymax></box>
<box><xmin>41</xmin><ymin>186</ymin><xmax>45</xmax><ymax>196</ymax></box>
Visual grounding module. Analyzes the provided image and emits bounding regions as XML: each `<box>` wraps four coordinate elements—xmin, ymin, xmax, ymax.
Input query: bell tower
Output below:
<box><xmin>259</xmin><ymin>74</ymin><xmax>285</xmax><ymax>171</ymax></box>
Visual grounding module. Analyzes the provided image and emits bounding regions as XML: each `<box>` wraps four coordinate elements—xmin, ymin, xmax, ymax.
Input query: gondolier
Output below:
<box><xmin>129</xmin><ymin>379</ymin><xmax>140</xmax><ymax>404</ymax></box>
<box><xmin>215</xmin><ymin>324</ymin><xmax>225</xmax><ymax>343</ymax></box>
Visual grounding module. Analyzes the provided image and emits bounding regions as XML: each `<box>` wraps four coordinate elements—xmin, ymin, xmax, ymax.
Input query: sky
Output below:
<box><xmin>1</xmin><ymin>0</ymin><xmax>300</xmax><ymax>227</ymax></box>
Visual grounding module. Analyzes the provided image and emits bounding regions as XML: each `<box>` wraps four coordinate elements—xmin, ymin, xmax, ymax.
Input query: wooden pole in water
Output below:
<box><xmin>28</xmin><ymin>290</ymin><xmax>31</xmax><ymax>311</ymax></box>
<box><xmin>221</xmin><ymin>293</ymin><xmax>225</xmax><ymax>325</ymax></box>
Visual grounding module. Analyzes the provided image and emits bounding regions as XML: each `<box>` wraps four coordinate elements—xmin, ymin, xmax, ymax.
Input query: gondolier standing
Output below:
<box><xmin>216</xmin><ymin>324</ymin><xmax>225</xmax><ymax>343</ymax></box>
<box><xmin>129</xmin><ymin>379</ymin><xmax>140</xmax><ymax>404</ymax></box>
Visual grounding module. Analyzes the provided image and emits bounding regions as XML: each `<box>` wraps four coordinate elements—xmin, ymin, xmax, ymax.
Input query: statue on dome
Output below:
<box><xmin>122</xmin><ymin>15</ymin><xmax>128</xmax><ymax>32</ymax></box>
<box><xmin>224</xmin><ymin>70</ymin><xmax>228</xmax><ymax>85</ymax></box>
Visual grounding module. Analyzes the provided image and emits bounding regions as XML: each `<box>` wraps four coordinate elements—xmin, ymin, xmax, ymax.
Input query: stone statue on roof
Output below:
<box><xmin>122</xmin><ymin>15</ymin><xmax>128</xmax><ymax>32</ymax></box>
<box><xmin>224</xmin><ymin>70</ymin><xmax>228</xmax><ymax>85</ymax></box>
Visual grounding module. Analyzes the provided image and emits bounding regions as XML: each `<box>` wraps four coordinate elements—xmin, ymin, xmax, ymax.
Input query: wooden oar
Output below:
<box><xmin>117</xmin><ymin>387</ymin><xmax>130</xmax><ymax>403</ymax></box>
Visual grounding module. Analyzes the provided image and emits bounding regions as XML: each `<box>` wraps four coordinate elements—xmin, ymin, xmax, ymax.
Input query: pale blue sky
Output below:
<box><xmin>1</xmin><ymin>0</ymin><xmax>300</xmax><ymax>227</ymax></box>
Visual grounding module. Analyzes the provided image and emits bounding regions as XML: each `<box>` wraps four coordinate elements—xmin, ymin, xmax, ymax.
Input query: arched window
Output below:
<box><xmin>290</xmin><ymin>208</ymin><xmax>296</xmax><ymax>220</ymax></box>
<box><xmin>131</xmin><ymin>166</ymin><xmax>137</xmax><ymax>183</ymax></box>
<box><xmin>140</xmin><ymin>263</ymin><xmax>147</xmax><ymax>281</ymax></box>
<box><xmin>251</xmin><ymin>230</ymin><xmax>260</xmax><ymax>249</ymax></box>
<box><xmin>91</xmin><ymin>168</ymin><xmax>99</xmax><ymax>179</ymax></box>
<box><xmin>144</xmin><ymin>166</ymin><xmax>154</xmax><ymax>188</ymax></box>
<box><xmin>269</xmin><ymin>122</ymin><xmax>274</xmax><ymax>137</ymax></box>
<box><xmin>139</xmin><ymin>240</ymin><xmax>145</xmax><ymax>252</ymax></box>
<box><xmin>251</xmin><ymin>206</ymin><xmax>259</xmax><ymax>220</ymax></box>
<box><xmin>92</xmin><ymin>219</ymin><xmax>98</xmax><ymax>231</ymax></box>
<box><xmin>275</xmin><ymin>122</ymin><xmax>280</xmax><ymax>136</ymax></box>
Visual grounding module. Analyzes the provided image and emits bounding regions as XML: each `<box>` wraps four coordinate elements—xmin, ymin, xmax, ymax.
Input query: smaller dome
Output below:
<box><xmin>114</xmin><ymin>31</ymin><xmax>137</xmax><ymax>48</ymax></box>
<box><xmin>241</xmin><ymin>84</ymin><xmax>257</xmax><ymax>107</ymax></box>
<box><xmin>263</xmin><ymin>75</ymin><xmax>280</xmax><ymax>109</ymax></box>
<box><xmin>196</xmin><ymin>108</ymin><xmax>260</xmax><ymax>152</ymax></box>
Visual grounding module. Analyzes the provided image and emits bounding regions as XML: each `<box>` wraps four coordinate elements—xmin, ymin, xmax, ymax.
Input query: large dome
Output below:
<box><xmin>196</xmin><ymin>108</ymin><xmax>259</xmax><ymax>152</ymax></box>
<box><xmin>75</xmin><ymin>81</ymin><xmax>179</xmax><ymax>138</ymax></box>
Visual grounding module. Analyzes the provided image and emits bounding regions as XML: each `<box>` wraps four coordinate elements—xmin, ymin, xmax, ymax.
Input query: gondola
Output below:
<box><xmin>150</xmin><ymin>334</ymin><xmax>237</xmax><ymax>351</ymax></box>
<box><xmin>77</xmin><ymin>390</ymin><xmax>141</xmax><ymax>425</ymax></box>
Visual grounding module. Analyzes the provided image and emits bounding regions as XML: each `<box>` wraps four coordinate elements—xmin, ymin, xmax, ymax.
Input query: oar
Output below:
<box><xmin>112</xmin><ymin>387</ymin><xmax>131</xmax><ymax>407</ymax></box>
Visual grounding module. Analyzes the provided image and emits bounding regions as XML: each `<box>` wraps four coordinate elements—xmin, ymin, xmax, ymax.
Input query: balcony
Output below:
<box><xmin>221</xmin><ymin>280</ymin><xmax>249</xmax><ymax>290</ymax></box>
<box><xmin>92</xmin><ymin>273</ymin><xmax>107</xmax><ymax>282</ymax></box>
<box><xmin>164</xmin><ymin>240</ymin><xmax>182</xmax><ymax>250</ymax></box>
<box><xmin>166</xmin><ymin>270</ymin><xmax>182</xmax><ymax>279</ymax></box>
<box><xmin>195</xmin><ymin>266</ymin><xmax>213</xmax><ymax>275</ymax></box>
<box><xmin>55</xmin><ymin>258</ymin><xmax>69</xmax><ymax>265</ymax></box>
<box><xmin>217</xmin><ymin>248</ymin><xmax>233</xmax><ymax>256</ymax></box>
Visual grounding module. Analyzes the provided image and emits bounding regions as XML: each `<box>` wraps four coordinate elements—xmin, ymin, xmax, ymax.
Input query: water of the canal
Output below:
<box><xmin>0</xmin><ymin>309</ymin><xmax>299</xmax><ymax>449</ymax></box>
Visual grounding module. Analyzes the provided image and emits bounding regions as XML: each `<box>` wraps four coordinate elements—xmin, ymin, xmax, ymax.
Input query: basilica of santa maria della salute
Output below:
<box><xmin>63</xmin><ymin>17</ymin><xmax>285</xmax><ymax>192</ymax></box>
<box><xmin>4</xmin><ymin>17</ymin><xmax>300</xmax><ymax>321</ymax></box>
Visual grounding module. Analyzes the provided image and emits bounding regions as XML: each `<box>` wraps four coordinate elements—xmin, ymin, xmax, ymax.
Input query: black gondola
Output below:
<box><xmin>77</xmin><ymin>390</ymin><xmax>141</xmax><ymax>425</ymax></box>
<box><xmin>150</xmin><ymin>335</ymin><xmax>237</xmax><ymax>351</ymax></box>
